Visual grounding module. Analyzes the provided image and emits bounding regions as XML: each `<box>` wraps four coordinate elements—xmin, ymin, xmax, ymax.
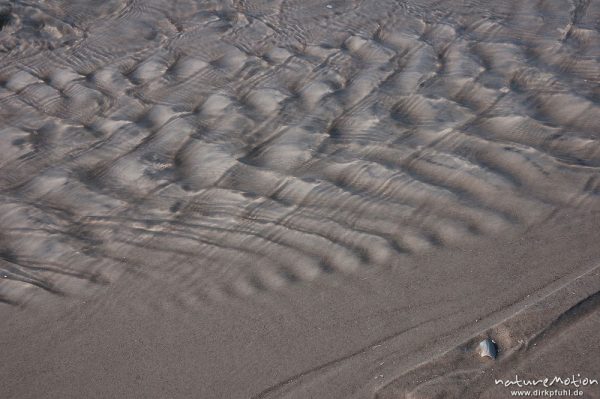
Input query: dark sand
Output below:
<box><xmin>1</xmin><ymin>0</ymin><xmax>600</xmax><ymax>398</ymax></box>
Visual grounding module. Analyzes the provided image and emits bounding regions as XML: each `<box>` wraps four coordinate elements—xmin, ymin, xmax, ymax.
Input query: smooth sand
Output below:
<box><xmin>1</xmin><ymin>0</ymin><xmax>599</xmax><ymax>398</ymax></box>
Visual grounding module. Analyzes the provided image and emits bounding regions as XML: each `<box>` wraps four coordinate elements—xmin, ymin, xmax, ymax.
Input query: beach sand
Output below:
<box><xmin>1</xmin><ymin>0</ymin><xmax>599</xmax><ymax>398</ymax></box>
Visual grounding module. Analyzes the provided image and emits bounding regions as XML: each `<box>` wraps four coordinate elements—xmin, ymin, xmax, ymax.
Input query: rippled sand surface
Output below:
<box><xmin>1</xmin><ymin>1</ymin><xmax>600</xmax><ymax>398</ymax></box>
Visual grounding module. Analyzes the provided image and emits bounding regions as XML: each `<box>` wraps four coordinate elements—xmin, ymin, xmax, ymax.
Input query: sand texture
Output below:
<box><xmin>1</xmin><ymin>0</ymin><xmax>600</xmax><ymax>398</ymax></box>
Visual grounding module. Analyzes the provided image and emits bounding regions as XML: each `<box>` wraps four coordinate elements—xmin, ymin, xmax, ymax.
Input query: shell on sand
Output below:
<box><xmin>477</xmin><ymin>338</ymin><xmax>498</xmax><ymax>359</ymax></box>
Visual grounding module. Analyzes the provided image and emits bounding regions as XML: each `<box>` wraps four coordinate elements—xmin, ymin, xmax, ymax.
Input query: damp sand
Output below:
<box><xmin>1</xmin><ymin>0</ymin><xmax>600</xmax><ymax>398</ymax></box>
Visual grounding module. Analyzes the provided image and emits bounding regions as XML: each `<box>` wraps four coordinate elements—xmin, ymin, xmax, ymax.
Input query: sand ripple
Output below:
<box><xmin>1</xmin><ymin>0</ymin><xmax>599</xmax><ymax>305</ymax></box>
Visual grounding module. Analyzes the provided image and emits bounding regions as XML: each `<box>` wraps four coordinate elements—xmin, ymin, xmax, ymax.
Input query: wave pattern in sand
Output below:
<box><xmin>1</xmin><ymin>0</ymin><xmax>600</xmax><ymax>304</ymax></box>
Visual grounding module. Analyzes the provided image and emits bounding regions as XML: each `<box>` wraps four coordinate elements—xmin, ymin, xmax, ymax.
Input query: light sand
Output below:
<box><xmin>1</xmin><ymin>0</ymin><xmax>599</xmax><ymax>398</ymax></box>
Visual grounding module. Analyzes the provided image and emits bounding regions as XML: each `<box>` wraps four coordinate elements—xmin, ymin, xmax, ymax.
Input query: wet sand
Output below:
<box><xmin>1</xmin><ymin>0</ymin><xmax>600</xmax><ymax>398</ymax></box>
